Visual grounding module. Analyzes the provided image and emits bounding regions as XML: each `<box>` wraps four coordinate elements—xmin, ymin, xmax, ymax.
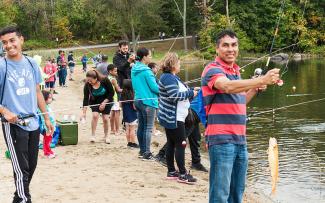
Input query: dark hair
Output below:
<box><xmin>121</xmin><ymin>79</ymin><xmax>134</xmax><ymax>101</ymax></box>
<box><xmin>85</xmin><ymin>69</ymin><xmax>105</xmax><ymax>82</ymax></box>
<box><xmin>101</xmin><ymin>55</ymin><xmax>108</xmax><ymax>61</ymax></box>
<box><xmin>42</xmin><ymin>90</ymin><xmax>52</xmax><ymax>101</ymax></box>
<box><xmin>118</xmin><ymin>40</ymin><xmax>128</xmax><ymax>47</ymax></box>
<box><xmin>107</xmin><ymin>64</ymin><xmax>116</xmax><ymax>72</ymax></box>
<box><xmin>215</xmin><ymin>30</ymin><xmax>238</xmax><ymax>47</ymax></box>
<box><xmin>136</xmin><ymin>47</ymin><xmax>150</xmax><ymax>61</ymax></box>
<box><xmin>148</xmin><ymin>62</ymin><xmax>157</xmax><ymax>69</ymax></box>
<box><xmin>0</xmin><ymin>25</ymin><xmax>22</xmax><ymax>37</ymax></box>
<box><xmin>58</xmin><ymin>50</ymin><xmax>63</xmax><ymax>55</ymax></box>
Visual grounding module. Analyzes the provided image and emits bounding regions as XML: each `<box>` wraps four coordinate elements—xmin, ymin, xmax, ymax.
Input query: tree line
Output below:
<box><xmin>0</xmin><ymin>0</ymin><xmax>323</xmax><ymax>54</ymax></box>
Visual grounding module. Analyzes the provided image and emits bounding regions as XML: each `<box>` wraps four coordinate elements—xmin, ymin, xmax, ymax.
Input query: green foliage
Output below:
<box><xmin>0</xmin><ymin>0</ymin><xmax>322</xmax><ymax>54</ymax></box>
<box><xmin>199</xmin><ymin>14</ymin><xmax>254</xmax><ymax>58</ymax></box>
<box><xmin>198</xmin><ymin>0</ymin><xmax>324</xmax><ymax>56</ymax></box>
<box><xmin>24</xmin><ymin>39</ymin><xmax>56</xmax><ymax>50</ymax></box>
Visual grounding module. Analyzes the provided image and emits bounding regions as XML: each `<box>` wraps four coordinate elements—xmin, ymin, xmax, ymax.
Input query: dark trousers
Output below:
<box><xmin>82</xmin><ymin>62</ymin><xmax>87</xmax><ymax>72</ymax></box>
<box><xmin>58</xmin><ymin>68</ymin><xmax>67</xmax><ymax>86</ymax></box>
<box><xmin>2</xmin><ymin>123</ymin><xmax>40</xmax><ymax>203</ymax></box>
<box><xmin>159</xmin><ymin>121</ymin><xmax>201</xmax><ymax>164</ymax></box>
<box><xmin>165</xmin><ymin>121</ymin><xmax>187</xmax><ymax>174</ymax></box>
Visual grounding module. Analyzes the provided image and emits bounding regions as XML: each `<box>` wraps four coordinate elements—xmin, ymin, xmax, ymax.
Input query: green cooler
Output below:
<box><xmin>57</xmin><ymin>120</ymin><xmax>78</xmax><ymax>145</ymax></box>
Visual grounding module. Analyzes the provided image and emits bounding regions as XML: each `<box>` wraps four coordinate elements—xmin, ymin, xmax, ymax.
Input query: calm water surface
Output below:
<box><xmin>179</xmin><ymin>59</ymin><xmax>325</xmax><ymax>203</ymax></box>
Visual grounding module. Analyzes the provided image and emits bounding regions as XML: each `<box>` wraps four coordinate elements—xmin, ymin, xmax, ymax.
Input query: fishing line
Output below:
<box><xmin>280</xmin><ymin>0</ymin><xmax>308</xmax><ymax>78</ymax></box>
<box><xmin>286</xmin><ymin>93</ymin><xmax>325</xmax><ymax>97</ymax></box>
<box><xmin>167</xmin><ymin>33</ymin><xmax>181</xmax><ymax>53</ymax></box>
<box><xmin>73</xmin><ymin>42</ymin><xmax>98</xmax><ymax>57</ymax></box>
<box><xmin>247</xmin><ymin>97</ymin><xmax>325</xmax><ymax>119</ymax></box>
<box><xmin>183</xmin><ymin>43</ymin><xmax>299</xmax><ymax>84</ymax></box>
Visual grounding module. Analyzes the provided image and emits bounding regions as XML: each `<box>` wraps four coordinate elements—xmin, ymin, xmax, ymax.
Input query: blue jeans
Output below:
<box><xmin>134</xmin><ymin>100</ymin><xmax>156</xmax><ymax>155</ymax></box>
<box><xmin>209</xmin><ymin>143</ymin><xmax>248</xmax><ymax>203</ymax></box>
<box><xmin>58</xmin><ymin>68</ymin><xmax>67</xmax><ymax>86</ymax></box>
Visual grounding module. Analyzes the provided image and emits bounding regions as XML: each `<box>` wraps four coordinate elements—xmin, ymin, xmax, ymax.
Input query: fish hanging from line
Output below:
<box><xmin>268</xmin><ymin>137</ymin><xmax>279</xmax><ymax>195</ymax></box>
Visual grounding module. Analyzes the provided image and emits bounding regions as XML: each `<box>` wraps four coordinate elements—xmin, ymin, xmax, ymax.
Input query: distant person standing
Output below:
<box><xmin>81</xmin><ymin>53</ymin><xmax>88</xmax><ymax>73</ymax></box>
<box><xmin>107</xmin><ymin>64</ymin><xmax>123</xmax><ymax>135</ymax></box>
<box><xmin>92</xmin><ymin>51</ymin><xmax>102</xmax><ymax>66</ymax></box>
<box><xmin>96</xmin><ymin>55</ymin><xmax>109</xmax><ymax>77</ymax></box>
<box><xmin>162</xmin><ymin>32</ymin><xmax>166</xmax><ymax>40</ymax></box>
<box><xmin>57</xmin><ymin>50</ymin><xmax>67</xmax><ymax>87</ymax></box>
<box><xmin>44</xmin><ymin>58</ymin><xmax>57</xmax><ymax>95</ymax></box>
<box><xmin>113</xmin><ymin>40</ymin><xmax>135</xmax><ymax>87</ymax></box>
<box><xmin>67</xmin><ymin>51</ymin><xmax>75</xmax><ymax>81</ymax></box>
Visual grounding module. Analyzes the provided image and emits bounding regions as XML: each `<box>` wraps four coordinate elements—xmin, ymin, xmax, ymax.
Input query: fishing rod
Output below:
<box><xmin>263</xmin><ymin>0</ymin><xmax>286</xmax><ymax>73</ymax></box>
<box><xmin>0</xmin><ymin>113</ymin><xmax>35</xmax><ymax>126</ymax></box>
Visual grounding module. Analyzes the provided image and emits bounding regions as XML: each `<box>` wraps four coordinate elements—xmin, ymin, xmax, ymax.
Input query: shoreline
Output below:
<box><xmin>0</xmin><ymin>66</ymin><xmax>274</xmax><ymax>203</ymax></box>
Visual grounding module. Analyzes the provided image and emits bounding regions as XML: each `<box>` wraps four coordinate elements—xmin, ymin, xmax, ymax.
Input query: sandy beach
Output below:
<box><xmin>0</xmin><ymin>66</ymin><xmax>269</xmax><ymax>203</ymax></box>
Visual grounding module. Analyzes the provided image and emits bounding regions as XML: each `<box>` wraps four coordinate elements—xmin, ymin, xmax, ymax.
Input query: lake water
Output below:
<box><xmin>179</xmin><ymin>59</ymin><xmax>325</xmax><ymax>203</ymax></box>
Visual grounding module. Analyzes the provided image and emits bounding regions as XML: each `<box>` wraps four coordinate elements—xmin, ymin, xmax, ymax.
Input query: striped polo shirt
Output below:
<box><xmin>201</xmin><ymin>57</ymin><xmax>247</xmax><ymax>146</ymax></box>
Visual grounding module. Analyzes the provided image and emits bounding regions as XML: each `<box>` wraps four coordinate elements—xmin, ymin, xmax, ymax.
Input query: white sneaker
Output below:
<box><xmin>46</xmin><ymin>154</ymin><xmax>56</xmax><ymax>159</ymax></box>
<box><xmin>105</xmin><ymin>137</ymin><xmax>111</xmax><ymax>144</ymax></box>
<box><xmin>90</xmin><ymin>136</ymin><xmax>96</xmax><ymax>143</ymax></box>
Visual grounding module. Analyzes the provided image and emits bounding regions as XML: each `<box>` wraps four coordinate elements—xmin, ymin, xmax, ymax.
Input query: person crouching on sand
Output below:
<box><xmin>81</xmin><ymin>70</ymin><xmax>114</xmax><ymax>144</ymax></box>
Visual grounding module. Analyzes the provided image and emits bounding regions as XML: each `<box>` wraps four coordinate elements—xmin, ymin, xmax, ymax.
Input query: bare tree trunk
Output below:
<box><xmin>131</xmin><ymin>22</ymin><xmax>136</xmax><ymax>51</ymax></box>
<box><xmin>225</xmin><ymin>0</ymin><xmax>230</xmax><ymax>26</ymax></box>
<box><xmin>203</xmin><ymin>0</ymin><xmax>207</xmax><ymax>23</ymax></box>
<box><xmin>183</xmin><ymin>0</ymin><xmax>187</xmax><ymax>51</ymax></box>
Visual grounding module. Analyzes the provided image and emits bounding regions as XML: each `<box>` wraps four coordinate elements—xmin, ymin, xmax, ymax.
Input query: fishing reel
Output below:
<box><xmin>0</xmin><ymin>113</ymin><xmax>35</xmax><ymax>126</ymax></box>
<box><xmin>253</xmin><ymin>68</ymin><xmax>284</xmax><ymax>86</ymax></box>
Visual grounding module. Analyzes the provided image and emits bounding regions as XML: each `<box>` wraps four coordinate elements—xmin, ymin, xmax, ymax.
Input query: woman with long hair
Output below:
<box><xmin>131</xmin><ymin>47</ymin><xmax>159</xmax><ymax>160</ymax></box>
<box><xmin>81</xmin><ymin>69</ymin><xmax>114</xmax><ymax>144</ymax></box>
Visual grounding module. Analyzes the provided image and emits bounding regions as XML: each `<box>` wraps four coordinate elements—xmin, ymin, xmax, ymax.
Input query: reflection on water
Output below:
<box><xmin>179</xmin><ymin>59</ymin><xmax>325</xmax><ymax>203</ymax></box>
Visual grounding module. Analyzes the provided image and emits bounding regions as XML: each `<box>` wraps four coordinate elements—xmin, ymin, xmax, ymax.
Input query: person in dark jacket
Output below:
<box><xmin>67</xmin><ymin>51</ymin><xmax>75</xmax><ymax>81</ymax></box>
<box><xmin>113</xmin><ymin>40</ymin><xmax>135</xmax><ymax>87</ymax></box>
<box><xmin>81</xmin><ymin>70</ymin><xmax>114</xmax><ymax>144</ymax></box>
<box><xmin>57</xmin><ymin>50</ymin><xmax>68</xmax><ymax>87</ymax></box>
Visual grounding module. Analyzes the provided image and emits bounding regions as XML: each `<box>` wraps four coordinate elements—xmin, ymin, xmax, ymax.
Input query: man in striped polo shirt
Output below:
<box><xmin>201</xmin><ymin>30</ymin><xmax>280</xmax><ymax>203</ymax></box>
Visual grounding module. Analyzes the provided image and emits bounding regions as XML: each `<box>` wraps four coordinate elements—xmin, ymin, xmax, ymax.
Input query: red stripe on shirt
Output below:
<box><xmin>205</xmin><ymin>124</ymin><xmax>246</xmax><ymax>136</ymax></box>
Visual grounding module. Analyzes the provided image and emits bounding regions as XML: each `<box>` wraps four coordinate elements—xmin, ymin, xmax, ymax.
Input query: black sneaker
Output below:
<box><xmin>166</xmin><ymin>171</ymin><xmax>179</xmax><ymax>180</ymax></box>
<box><xmin>127</xmin><ymin>142</ymin><xmax>132</xmax><ymax>147</ymax></box>
<box><xmin>138</xmin><ymin>152</ymin><xmax>144</xmax><ymax>158</ymax></box>
<box><xmin>191</xmin><ymin>163</ymin><xmax>208</xmax><ymax>172</ymax></box>
<box><xmin>142</xmin><ymin>153</ymin><xmax>155</xmax><ymax>161</ymax></box>
<box><xmin>177</xmin><ymin>171</ymin><xmax>197</xmax><ymax>185</ymax></box>
<box><xmin>130</xmin><ymin>143</ymin><xmax>139</xmax><ymax>148</ymax></box>
<box><xmin>155</xmin><ymin>155</ymin><xmax>167</xmax><ymax>167</ymax></box>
